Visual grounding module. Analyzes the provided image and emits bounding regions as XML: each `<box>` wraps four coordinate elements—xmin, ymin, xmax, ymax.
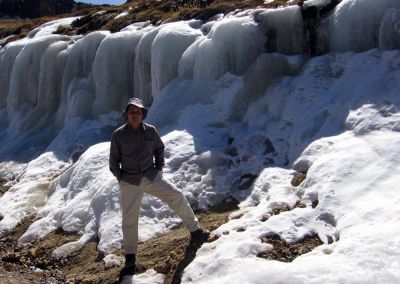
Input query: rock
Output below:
<box><xmin>224</xmin><ymin>146</ymin><xmax>238</xmax><ymax>157</ymax></box>
<box><xmin>260</xmin><ymin>213</ymin><xmax>271</xmax><ymax>222</ymax></box>
<box><xmin>238</xmin><ymin>173</ymin><xmax>258</xmax><ymax>190</ymax></box>
<box><xmin>299</xmin><ymin>0</ymin><xmax>342</xmax><ymax>55</ymax></box>
<box><xmin>3</xmin><ymin>252</ymin><xmax>20</xmax><ymax>263</ymax></box>
<box><xmin>291</xmin><ymin>172</ymin><xmax>306</xmax><ymax>187</ymax></box>
<box><xmin>33</xmin><ymin>269</ymin><xmax>45</xmax><ymax>279</ymax></box>
<box><xmin>208</xmin><ymin>234</ymin><xmax>220</xmax><ymax>242</ymax></box>
<box><xmin>154</xmin><ymin>257</ymin><xmax>172</xmax><ymax>274</ymax></box>
<box><xmin>4</xmin><ymin>262</ymin><xmax>17</xmax><ymax>272</ymax></box>
<box><xmin>264</xmin><ymin>138</ymin><xmax>276</xmax><ymax>154</ymax></box>
<box><xmin>29</xmin><ymin>248</ymin><xmax>37</xmax><ymax>257</ymax></box>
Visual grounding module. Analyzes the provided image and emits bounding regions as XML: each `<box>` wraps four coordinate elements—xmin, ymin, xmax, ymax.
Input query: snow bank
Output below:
<box><xmin>181</xmin><ymin>54</ymin><xmax>400</xmax><ymax>284</ymax></box>
<box><xmin>121</xmin><ymin>269</ymin><xmax>164</xmax><ymax>284</ymax></box>
<box><xmin>0</xmin><ymin>113</ymin><xmax>121</xmax><ymax>238</ymax></box>
<box><xmin>0</xmin><ymin>152</ymin><xmax>66</xmax><ymax>237</ymax></box>
<box><xmin>27</xmin><ymin>17</ymin><xmax>80</xmax><ymax>39</ymax></box>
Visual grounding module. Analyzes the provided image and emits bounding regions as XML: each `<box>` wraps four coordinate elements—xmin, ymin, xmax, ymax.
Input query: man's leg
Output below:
<box><xmin>141</xmin><ymin>172</ymin><xmax>200</xmax><ymax>232</ymax></box>
<box><xmin>119</xmin><ymin>180</ymin><xmax>143</xmax><ymax>256</ymax></box>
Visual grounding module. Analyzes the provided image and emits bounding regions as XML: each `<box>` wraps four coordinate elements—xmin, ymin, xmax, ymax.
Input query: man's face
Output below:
<box><xmin>127</xmin><ymin>105</ymin><xmax>143</xmax><ymax>127</ymax></box>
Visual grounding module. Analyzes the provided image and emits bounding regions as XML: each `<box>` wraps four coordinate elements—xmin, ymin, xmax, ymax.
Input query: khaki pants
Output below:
<box><xmin>119</xmin><ymin>172</ymin><xmax>199</xmax><ymax>254</ymax></box>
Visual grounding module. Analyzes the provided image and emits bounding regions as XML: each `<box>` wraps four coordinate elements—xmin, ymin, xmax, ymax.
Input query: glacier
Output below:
<box><xmin>0</xmin><ymin>0</ymin><xmax>400</xmax><ymax>283</ymax></box>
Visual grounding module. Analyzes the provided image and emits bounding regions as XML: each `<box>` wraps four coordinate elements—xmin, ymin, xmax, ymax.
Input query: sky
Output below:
<box><xmin>78</xmin><ymin>0</ymin><xmax>126</xmax><ymax>5</ymax></box>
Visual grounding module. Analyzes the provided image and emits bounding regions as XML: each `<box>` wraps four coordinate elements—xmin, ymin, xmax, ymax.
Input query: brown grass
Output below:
<box><xmin>0</xmin><ymin>208</ymin><xmax>236</xmax><ymax>284</ymax></box>
<box><xmin>291</xmin><ymin>171</ymin><xmax>307</xmax><ymax>187</ymax></box>
<box><xmin>258</xmin><ymin>233</ymin><xmax>323</xmax><ymax>262</ymax></box>
<box><xmin>0</xmin><ymin>0</ymin><xmax>301</xmax><ymax>46</ymax></box>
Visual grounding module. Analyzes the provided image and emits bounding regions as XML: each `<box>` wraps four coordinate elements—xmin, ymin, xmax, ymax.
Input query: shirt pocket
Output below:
<box><xmin>144</xmin><ymin>138</ymin><xmax>154</xmax><ymax>155</ymax></box>
<box><xmin>120</xmin><ymin>139</ymin><xmax>136</xmax><ymax>157</ymax></box>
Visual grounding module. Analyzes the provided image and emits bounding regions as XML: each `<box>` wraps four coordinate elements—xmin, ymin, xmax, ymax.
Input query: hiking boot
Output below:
<box><xmin>121</xmin><ymin>254</ymin><xmax>136</xmax><ymax>276</ymax></box>
<box><xmin>190</xmin><ymin>228</ymin><xmax>210</xmax><ymax>242</ymax></box>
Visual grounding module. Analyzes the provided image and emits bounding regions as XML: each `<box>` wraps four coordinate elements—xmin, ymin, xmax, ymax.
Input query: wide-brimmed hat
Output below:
<box><xmin>123</xmin><ymin>98</ymin><xmax>149</xmax><ymax>119</ymax></box>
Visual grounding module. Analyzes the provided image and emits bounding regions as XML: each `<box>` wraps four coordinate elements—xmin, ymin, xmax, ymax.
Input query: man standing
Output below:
<box><xmin>109</xmin><ymin>98</ymin><xmax>209</xmax><ymax>275</ymax></box>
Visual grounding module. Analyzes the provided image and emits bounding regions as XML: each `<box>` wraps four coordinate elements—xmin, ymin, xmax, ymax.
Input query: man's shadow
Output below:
<box><xmin>117</xmin><ymin>237</ymin><xmax>208</xmax><ymax>284</ymax></box>
<box><xmin>170</xmin><ymin>238</ymin><xmax>207</xmax><ymax>284</ymax></box>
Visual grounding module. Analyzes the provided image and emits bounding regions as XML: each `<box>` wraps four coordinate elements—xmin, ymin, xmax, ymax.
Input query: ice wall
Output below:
<box><xmin>91</xmin><ymin>31</ymin><xmax>143</xmax><ymax>117</ymax></box>
<box><xmin>328</xmin><ymin>0</ymin><xmax>400</xmax><ymax>52</ymax></box>
<box><xmin>11</xmin><ymin>38</ymin><xmax>71</xmax><ymax>137</ymax></box>
<box><xmin>256</xmin><ymin>6</ymin><xmax>306</xmax><ymax>55</ymax></box>
<box><xmin>56</xmin><ymin>31</ymin><xmax>108</xmax><ymax>127</ymax></box>
<box><xmin>0</xmin><ymin>1</ymin><xmax>399</xmax><ymax>149</ymax></box>
<box><xmin>179</xmin><ymin>17</ymin><xmax>266</xmax><ymax>79</ymax></box>
<box><xmin>379</xmin><ymin>8</ymin><xmax>400</xmax><ymax>50</ymax></box>
<box><xmin>150</xmin><ymin>21</ymin><xmax>202</xmax><ymax>99</ymax></box>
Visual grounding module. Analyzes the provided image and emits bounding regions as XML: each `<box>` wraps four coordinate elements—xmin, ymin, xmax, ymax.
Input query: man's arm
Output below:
<box><xmin>153</xmin><ymin>128</ymin><xmax>165</xmax><ymax>171</ymax></box>
<box><xmin>109</xmin><ymin>133</ymin><xmax>122</xmax><ymax>181</ymax></box>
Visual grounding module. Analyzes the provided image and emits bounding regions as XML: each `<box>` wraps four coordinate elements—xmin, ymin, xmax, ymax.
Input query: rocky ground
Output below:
<box><xmin>0</xmin><ymin>0</ymin><xmax>300</xmax><ymax>47</ymax></box>
<box><xmin>0</xmin><ymin>197</ymin><xmax>238</xmax><ymax>284</ymax></box>
<box><xmin>0</xmin><ymin>173</ymin><xmax>321</xmax><ymax>284</ymax></box>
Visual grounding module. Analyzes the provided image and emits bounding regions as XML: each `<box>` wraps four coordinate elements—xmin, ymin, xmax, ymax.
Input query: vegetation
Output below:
<box><xmin>0</xmin><ymin>0</ymin><xmax>300</xmax><ymax>46</ymax></box>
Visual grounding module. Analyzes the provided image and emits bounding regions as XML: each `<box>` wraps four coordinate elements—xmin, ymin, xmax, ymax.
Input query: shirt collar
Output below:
<box><xmin>127</xmin><ymin>122</ymin><xmax>146</xmax><ymax>131</ymax></box>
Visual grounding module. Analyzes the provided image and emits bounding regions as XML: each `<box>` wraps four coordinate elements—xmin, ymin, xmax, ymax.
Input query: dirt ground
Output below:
<box><xmin>0</xmin><ymin>205</ymin><xmax>237</xmax><ymax>284</ymax></box>
<box><xmin>0</xmin><ymin>180</ymin><xmax>322</xmax><ymax>284</ymax></box>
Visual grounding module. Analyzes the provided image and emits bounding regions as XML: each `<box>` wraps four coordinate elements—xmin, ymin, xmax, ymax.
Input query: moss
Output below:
<box><xmin>72</xmin><ymin>13</ymin><xmax>118</xmax><ymax>35</ymax></box>
<box><xmin>104</xmin><ymin>16</ymin><xmax>138</xmax><ymax>33</ymax></box>
<box><xmin>291</xmin><ymin>172</ymin><xmax>307</xmax><ymax>187</ymax></box>
<box><xmin>53</xmin><ymin>24</ymin><xmax>74</xmax><ymax>35</ymax></box>
<box><xmin>258</xmin><ymin>233</ymin><xmax>323</xmax><ymax>262</ymax></box>
<box><xmin>0</xmin><ymin>0</ymin><xmax>300</xmax><ymax>42</ymax></box>
<box><xmin>176</xmin><ymin>7</ymin><xmax>225</xmax><ymax>21</ymax></box>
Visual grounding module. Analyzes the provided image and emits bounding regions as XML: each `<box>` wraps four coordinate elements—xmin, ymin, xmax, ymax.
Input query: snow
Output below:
<box><xmin>121</xmin><ymin>269</ymin><xmax>165</xmax><ymax>284</ymax></box>
<box><xmin>27</xmin><ymin>17</ymin><xmax>80</xmax><ymax>39</ymax></box>
<box><xmin>1</xmin><ymin>0</ymin><xmax>400</xmax><ymax>282</ymax></box>
<box><xmin>304</xmin><ymin>0</ymin><xmax>332</xmax><ymax>7</ymax></box>
<box><xmin>114</xmin><ymin>11</ymin><xmax>129</xmax><ymax>20</ymax></box>
<box><xmin>103</xmin><ymin>253</ymin><xmax>124</xmax><ymax>268</ymax></box>
<box><xmin>183</xmin><ymin>129</ymin><xmax>400</xmax><ymax>283</ymax></box>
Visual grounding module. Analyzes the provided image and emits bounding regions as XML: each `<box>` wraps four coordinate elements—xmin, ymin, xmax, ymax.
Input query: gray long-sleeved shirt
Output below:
<box><xmin>109</xmin><ymin>122</ymin><xmax>165</xmax><ymax>185</ymax></box>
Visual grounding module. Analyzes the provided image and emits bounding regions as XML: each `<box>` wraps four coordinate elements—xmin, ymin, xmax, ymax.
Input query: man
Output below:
<box><xmin>109</xmin><ymin>98</ymin><xmax>209</xmax><ymax>275</ymax></box>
